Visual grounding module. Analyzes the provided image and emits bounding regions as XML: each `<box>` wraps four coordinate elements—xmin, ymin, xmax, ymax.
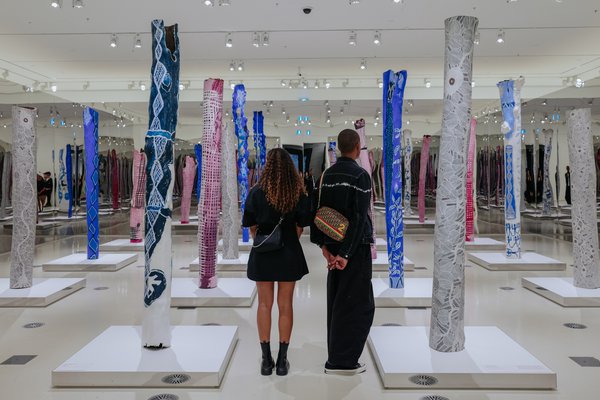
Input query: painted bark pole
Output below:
<box><xmin>199</xmin><ymin>78</ymin><xmax>223</xmax><ymax>289</ymax></box>
<box><xmin>355</xmin><ymin>118</ymin><xmax>377</xmax><ymax>259</ymax></box>
<box><xmin>418</xmin><ymin>135</ymin><xmax>431</xmax><ymax>223</ymax></box>
<box><xmin>111</xmin><ymin>149</ymin><xmax>119</xmax><ymax>210</ymax></box>
<box><xmin>66</xmin><ymin>144</ymin><xmax>73</xmax><ymax>218</ymax></box>
<box><xmin>0</xmin><ymin>151</ymin><xmax>11</xmax><ymax>217</ymax></box>
<box><xmin>253</xmin><ymin>111</ymin><xmax>266</xmax><ymax>179</ymax></box>
<box><xmin>383</xmin><ymin>71</ymin><xmax>407</xmax><ymax>289</ymax></box>
<box><xmin>222</xmin><ymin>121</ymin><xmax>240</xmax><ymax>260</ymax></box>
<box><xmin>465</xmin><ymin>118</ymin><xmax>477</xmax><ymax>242</ymax></box>
<box><xmin>328</xmin><ymin>141</ymin><xmax>337</xmax><ymax>166</ymax></box>
<box><xmin>180</xmin><ymin>155</ymin><xmax>196</xmax><ymax>224</ymax></box>
<box><xmin>84</xmin><ymin>107</ymin><xmax>99</xmax><ymax>260</ymax></box>
<box><xmin>10</xmin><ymin>106</ymin><xmax>37</xmax><ymax>289</ymax></box>
<box><xmin>542</xmin><ymin>129</ymin><xmax>554</xmax><ymax>215</ymax></box>
<box><xmin>130</xmin><ymin>149</ymin><xmax>146</xmax><ymax>242</ymax></box>
<box><xmin>430</xmin><ymin>15</ymin><xmax>478</xmax><ymax>352</ymax></box>
<box><xmin>403</xmin><ymin>129</ymin><xmax>413</xmax><ymax>216</ymax></box>
<box><xmin>498</xmin><ymin>78</ymin><xmax>524</xmax><ymax>259</ymax></box>
<box><xmin>567</xmin><ymin>108</ymin><xmax>600</xmax><ymax>289</ymax></box>
<box><xmin>233</xmin><ymin>84</ymin><xmax>250</xmax><ymax>242</ymax></box>
<box><xmin>142</xmin><ymin>19</ymin><xmax>180</xmax><ymax>348</ymax></box>
<box><xmin>195</xmin><ymin>144</ymin><xmax>202</xmax><ymax>201</ymax></box>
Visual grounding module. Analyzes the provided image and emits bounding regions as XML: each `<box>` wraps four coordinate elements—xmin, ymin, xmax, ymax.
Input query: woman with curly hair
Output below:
<box><xmin>242</xmin><ymin>148</ymin><xmax>311</xmax><ymax>377</ymax></box>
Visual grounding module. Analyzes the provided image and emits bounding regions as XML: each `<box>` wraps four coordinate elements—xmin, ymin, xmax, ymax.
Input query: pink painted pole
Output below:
<box><xmin>418</xmin><ymin>135</ymin><xmax>431</xmax><ymax>223</ymax></box>
<box><xmin>465</xmin><ymin>118</ymin><xmax>477</xmax><ymax>242</ymax></box>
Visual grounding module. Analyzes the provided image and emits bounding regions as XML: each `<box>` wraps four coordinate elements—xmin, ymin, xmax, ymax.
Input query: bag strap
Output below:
<box><xmin>251</xmin><ymin>216</ymin><xmax>284</xmax><ymax>249</ymax></box>
<box><xmin>317</xmin><ymin>171</ymin><xmax>326</xmax><ymax>209</ymax></box>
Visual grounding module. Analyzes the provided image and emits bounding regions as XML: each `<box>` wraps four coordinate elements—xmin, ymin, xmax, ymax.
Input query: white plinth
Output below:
<box><xmin>52</xmin><ymin>325</ymin><xmax>238</xmax><ymax>388</ymax></box>
<box><xmin>404</xmin><ymin>220</ymin><xmax>435</xmax><ymax>230</ymax></box>
<box><xmin>373</xmin><ymin>253</ymin><xmax>415</xmax><ymax>272</ymax></box>
<box><xmin>189</xmin><ymin>252</ymin><xmax>250</xmax><ymax>272</ymax></box>
<box><xmin>100</xmin><ymin>239</ymin><xmax>145</xmax><ymax>252</ymax></box>
<box><xmin>522</xmin><ymin>277</ymin><xmax>600</xmax><ymax>307</ymax></box>
<box><xmin>467</xmin><ymin>252</ymin><xmax>566</xmax><ymax>271</ymax></box>
<box><xmin>44</xmin><ymin>215</ymin><xmax>86</xmax><ymax>221</ymax></box>
<box><xmin>375</xmin><ymin>237</ymin><xmax>387</xmax><ymax>251</ymax></box>
<box><xmin>523</xmin><ymin>212</ymin><xmax>570</xmax><ymax>220</ymax></box>
<box><xmin>171</xmin><ymin>278</ymin><xmax>256</xmax><ymax>307</ymax></box>
<box><xmin>172</xmin><ymin>221</ymin><xmax>198</xmax><ymax>230</ymax></box>
<box><xmin>4</xmin><ymin>221</ymin><xmax>60</xmax><ymax>230</ymax></box>
<box><xmin>98</xmin><ymin>211</ymin><xmax>114</xmax><ymax>216</ymax></box>
<box><xmin>368</xmin><ymin>326</ymin><xmax>556</xmax><ymax>389</ymax></box>
<box><xmin>42</xmin><ymin>253</ymin><xmax>137</xmax><ymax>272</ymax></box>
<box><xmin>0</xmin><ymin>278</ymin><xmax>86</xmax><ymax>307</ymax></box>
<box><xmin>218</xmin><ymin>238</ymin><xmax>253</xmax><ymax>251</ymax></box>
<box><xmin>465</xmin><ymin>237</ymin><xmax>505</xmax><ymax>251</ymax></box>
<box><xmin>372</xmin><ymin>278</ymin><xmax>432</xmax><ymax>307</ymax></box>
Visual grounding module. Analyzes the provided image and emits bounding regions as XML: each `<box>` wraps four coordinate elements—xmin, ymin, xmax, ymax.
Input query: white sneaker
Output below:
<box><xmin>324</xmin><ymin>362</ymin><xmax>367</xmax><ymax>375</ymax></box>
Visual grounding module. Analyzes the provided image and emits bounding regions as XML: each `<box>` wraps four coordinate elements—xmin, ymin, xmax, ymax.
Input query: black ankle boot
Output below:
<box><xmin>276</xmin><ymin>342</ymin><xmax>290</xmax><ymax>376</ymax></box>
<box><xmin>260</xmin><ymin>341</ymin><xmax>274</xmax><ymax>376</ymax></box>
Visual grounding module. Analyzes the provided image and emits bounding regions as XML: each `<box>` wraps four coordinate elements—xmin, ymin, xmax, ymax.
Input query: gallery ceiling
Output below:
<box><xmin>0</xmin><ymin>0</ymin><xmax>599</xmax><ymax>128</ymax></box>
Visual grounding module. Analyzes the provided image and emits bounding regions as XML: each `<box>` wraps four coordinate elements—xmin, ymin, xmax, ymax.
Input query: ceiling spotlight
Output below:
<box><xmin>237</xmin><ymin>61</ymin><xmax>244</xmax><ymax>71</ymax></box>
<box><xmin>302</xmin><ymin>80</ymin><xmax>308</xmax><ymax>89</ymax></box>
<box><xmin>326</xmin><ymin>116</ymin><xmax>331</xmax><ymax>123</ymax></box>
<box><xmin>314</xmin><ymin>80</ymin><xmax>320</xmax><ymax>89</ymax></box>
<box><xmin>575</xmin><ymin>77</ymin><xmax>585</xmax><ymax>88</ymax></box>
<box><xmin>72</xmin><ymin>0</ymin><xmax>83</xmax><ymax>8</ymax></box>
<box><xmin>229</xmin><ymin>61</ymin><xmax>235</xmax><ymax>71</ymax></box>
<box><xmin>377</xmin><ymin>78</ymin><xmax>383</xmax><ymax>88</ymax></box>
<box><xmin>50</xmin><ymin>0</ymin><xmax>62</xmax><ymax>8</ymax></box>
<box><xmin>327</xmin><ymin>107</ymin><xmax>331</xmax><ymax>114</ymax></box>
<box><xmin>360</xmin><ymin>59</ymin><xmax>367</xmax><ymax>70</ymax></box>
<box><xmin>373</xmin><ymin>31</ymin><xmax>382</xmax><ymax>45</ymax></box>
<box><xmin>349</xmin><ymin>0</ymin><xmax>360</xmax><ymax>4</ymax></box>
<box><xmin>474</xmin><ymin>31</ymin><xmax>480</xmax><ymax>45</ymax></box>
<box><xmin>269</xmin><ymin>100</ymin><xmax>274</xmax><ymax>107</ymax></box>
<box><xmin>324</xmin><ymin>80</ymin><xmax>331</xmax><ymax>89</ymax></box>
<box><xmin>280</xmin><ymin>80</ymin><xmax>287</xmax><ymax>87</ymax></box>
<box><xmin>541</xmin><ymin>99</ymin><xmax>547</xmax><ymax>106</ymax></box>
<box><xmin>340</xmin><ymin>107</ymin><xmax>344</xmax><ymax>115</ymax></box>
<box><xmin>134</xmin><ymin>34</ymin><xmax>142</xmax><ymax>48</ymax></box>
<box><xmin>471</xmin><ymin>81</ymin><xmax>476</xmax><ymax>88</ymax></box>
<box><xmin>262</xmin><ymin>32</ymin><xmax>269</xmax><ymax>46</ymax></box>
<box><xmin>393</xmin><ymin>0</ymin><xmax>404</xmax><ymax>3</ymax></box>
<box><xmin>225</xmin><ymin>33</ymin><xmax>233</xmax><ymax>48</ymax></box>
<box><xmin>407</xmin><ymin>100</ymin><xmax>413</xmax><ymax>108</ymax></box>
<box><xmin>252</xmin><ymin>32</ymin><xmax>261</xmax><ymax>47</ymax></box>
<box><xmin>230</xmin><ymin>82</ymin><xmax>235</xmax><ymax>90</ymax></box>
<box><xmin>204</xmin><ymin>0</ymin><xmax>214</xmax><ymax>5</ymax></box>
<box><xmin>496</xmin><ymin>29</ymin><xmax>505</xmax><ymax>44</ymax></box>
<box><xmin>140</xmin><ymin>82</ymin><xmax>146</xmax><ymax>91</ymax></box>
<box><xmin>348</xmin><ymin>31</ymin><xmax>357</xmax><ymax>46</ymax></box>
<box><xmin>282</xmin><ymin>108</ymin><xmax>286</xmax><ymax>115</ymax></box>
<box><xmin>424</xmin><ymin>78</ymin><xmax>431</xmax><ymax>88</ymax></box>
<box><xmin>286</xmin><ymin>115</ymin><xmax>290</xmax><ymax>122</ymax></box>
<box><xmin>179</xmin><ymin>83</ymin><xmax>185</xmax><ymax>91</ymax></box>
<box><xmin>50</xmin><ymin>83</ymin><xmax>57</xmax><ymax>92</ymax></box>
<box><xmin>110</xmin><ymin>34</ymin><xmax>118</xmax><ymax>48</ymax></box>
<box><xmin>219</xmin><ymin>0</ymin><xmax>231</xmax><ymax>5</ymax></box>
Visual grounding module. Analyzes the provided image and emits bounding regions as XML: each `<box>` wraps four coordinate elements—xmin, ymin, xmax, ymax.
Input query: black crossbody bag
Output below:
<box><xmin>252</xmin><ymin>216</ymin><xmax>284</xmax><ymax>253</ymax></box>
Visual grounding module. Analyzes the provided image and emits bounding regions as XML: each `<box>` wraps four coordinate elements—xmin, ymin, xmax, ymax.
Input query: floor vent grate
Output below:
<box><xmin>161</xmin><ymin>374</ymin><xmax>191</xmax><ymax>385</ymax></box>
<box><xmin>409</xmin><ymin>374</ymin><xmax>438</xmax><ymax>386</ymax></box>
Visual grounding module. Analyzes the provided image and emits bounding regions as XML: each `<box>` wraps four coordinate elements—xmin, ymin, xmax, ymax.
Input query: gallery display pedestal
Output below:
<box><xmin>372</xmin><ymin>278</ymin><xmax>432</xmax><ymax>307</ymax></box>
<box><xmin>218</xmin><ymin>238</ymin><xmax>253</xmax><ymax>252</ymax></box>
<box><xmin>189</xmin><ymin>252</ymin><xmax>250</xmax><ymax>272</ymax></box>
<box><xmin>42</xmin><ymin>253</ymin><xmax>137</xmax><ymax>272</ymax></box>
<box><xmin>522</xmin><ymin>277</ymin><xmax>600</xmax><ymax>307</ymax></box>
<box><xmin>99</xmin><ymin>239</ymin><xmax>145</xmax><ymax>252</ymax></box>
<box><xmin>0</xmin><ymin>278</ymin><xmax>86</xmax><ymax>307</ymax></box>
<box><xmin>52</xmin><ymin>325</ymin><xmax>238</xmax><ymax>388</ymax></box>
<box><xmin>404</xmin><ymin>220</ymin><xmax>435</xmax><ymax>232</ymax></box>
<box><xmin>368</xmin><ymin>326</ymin><xmax>556</xmax><ymax>389</ymax></box>
<box><xmin>43</xmin><ymin>215</ymin><xmax>86</xmax><ymax>222</ymax></box>
<box><xmin>171</xmin><ymin>278</ymin><xmax>256</xmax><ymax>307</ymax></box>
<box><xmin>4</xmin><ymin>221</ymin><xmax>60</xmax><ymax>231</ymax></box>
<box><xmin>465</xmin><ymin>237</ymin><xmax>505</xmax><ymax>251</ymax></box>
<box><xmin>467</xmin><ymin>252</ymin><xmax>566</xmax><ymax>271</ymax></box>
<box><xmin>372</xmin><ymin>253</ymin><xmax>415</xmax><ymax>272</ymax></box>
<box><xmin>172</xmin><ymin>221</ymin><xmax>198</xmax><ymax>231</ymax></box>
<box><xmin>522</xmin><ymin>212</ymin><xmax>570</xmax><ymax>220</ymax></box>
<box><xmin>375</xmin><ymin>237</ymin><xmax>387</xmax><ymax>251</ymax></box>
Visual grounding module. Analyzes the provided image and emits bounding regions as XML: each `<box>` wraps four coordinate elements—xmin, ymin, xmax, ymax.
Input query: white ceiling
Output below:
<box><xmin>0</xmin><ymin>0</ymin><xmax>599</xmax><ymax>129</ymax></box>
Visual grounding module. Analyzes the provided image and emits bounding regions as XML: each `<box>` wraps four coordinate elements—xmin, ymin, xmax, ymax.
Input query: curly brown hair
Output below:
<box><xmin>258</xmin><ymin>148</ymin><xmax>305</xmax><ymax>214</ymax></box>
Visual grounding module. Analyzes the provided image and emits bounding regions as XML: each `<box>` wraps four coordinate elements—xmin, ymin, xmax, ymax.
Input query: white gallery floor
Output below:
<box><xmin>0</xmin><ymin>216</ymin><xmax>598</xmax><ymax>399</ymax></box>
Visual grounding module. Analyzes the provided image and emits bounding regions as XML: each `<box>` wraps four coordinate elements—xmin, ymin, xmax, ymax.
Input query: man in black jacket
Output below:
<box><xmin>311</xmin><ymin>128</ymin><xmax>375</xmax><ymax>375</ymax></box>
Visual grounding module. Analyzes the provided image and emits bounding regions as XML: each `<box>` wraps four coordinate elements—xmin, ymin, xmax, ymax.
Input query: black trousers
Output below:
<box><xmin>326</xmin><ymin>244</ymin><xmax>375</xmax><ymax>366</ymax></box>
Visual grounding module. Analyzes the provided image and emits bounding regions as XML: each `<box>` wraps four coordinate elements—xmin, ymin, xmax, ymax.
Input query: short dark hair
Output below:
<box><xmin>338</xmin><ymin>129</ymin><xmax>360</xmax><ymax>155</ymax></box>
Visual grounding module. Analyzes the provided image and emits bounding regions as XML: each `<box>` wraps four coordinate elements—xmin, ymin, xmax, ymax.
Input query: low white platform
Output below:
<box><xmin>372</xmin><ymin>277</ymin><xmax>432</xmax><ymax>307</ymax></box>
<box><xmin>42</xmin><ymin>253</ymin><xmax>138</xmax><ymax>272</ymax></box>
<box><xmin>375</xmin><ymin>237</ymin><xmax>387</xmax><ymax>251</ymax></box>
<box><xmin>0</xmin><ymin>215</ymin><xmax>12</xmax><ymax>222</ymax></box>
<box><xmin>522</xmin><ymin>277</ymin><xmax>600</xmax><ymax>307</ymax></box>
<box><xmin>4</xmin><ymin>221</ymin><xmax>60</xmax><ymax>230</ymax></box>
<box><xmin>368</xmin><ymin>326</ymin><xmax>556</xmax><ymax>389</ymax></box>
<box><xmin>372</xmin><ymin>253</ymin><xmax>415</xmax><ymax>272</ymax></box>
<box><xmin>218</xmin><ymin>238</ymin><xmax>253</xmax><ymax>251</ymax></box>
<box><xmin>172</xmin><ymin>220</ymin><xmax>198</xmax><ymax>230</ymax></box>
<box><xmin>465</xmin><ymin>237</ymin><xmax>505</xmax><ymax>251</ymax></box>
<box><xmin>52</xmin><ymin>325</ymin><xmax>238</xmax><ymax>387</ymax></box>
<box><xmin>99</xmin><ymin>239</ymin><xmax>145</xmax><ymax>252</ymax></box>
<box><xmin>189</xmin><ymin>252</ymin><xmax>250</xmax><ymax>272</ymax></box>
<box><xmin>0</xmin><ymin>278</ymin><xmax>86</xmax><ymax>307</ymax></box>
<box><xmin>98</xmin><ymin>210</ymin><xmax>114</xmax><ymax>216</ymax></box>
<box><xmin>171</xmin><ymin>278</ymin><xmax>256</xmax><ymax>307</ymax></box>
<box><xmin>404</xmin><ymin>220</ymin><xmax>435</xmax><ymax>230</ymax></box>
<box><xmin>523</xmin><ymin>212</ymin><xmax>570</xmax><ymax>220</ymax></box>
<box><xmin>467</xmin><ymin>252</ymin><xmax>566</xmax><ymax>271</ymax></box>
<box><xmin>44</xmin><ymin>215</ymin><xmax>86</xmax><ymax>221</ymax></box>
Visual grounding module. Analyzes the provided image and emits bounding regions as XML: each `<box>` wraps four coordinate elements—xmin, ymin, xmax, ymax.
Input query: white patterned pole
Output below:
<box><xmin>10</xmin><ymin>106</ymin><xmax>37</xmax><ymax>289</ymax></box>
<box><xmin>429</xmin><ymin>16</ymin><xmax>478</xmax><ymax>353</ymax></box>
<box><xmin>403</xmin><ymin>129</ymin><xmax>413</xmax><ymax>216</ymax></box>
<box><xmin>221</xmin><ymin>120</ymin><xmax>240</xmax><ymax>260</ymax></box>
<box><xmin>567</xmin><ymin>108</ymin><xmax>600</xmax><ymax>289</ymax></box>
<box><xmin>498</xmin><ymin>78</ymin><xmax>524</xmax><ymax>259</ymax></box>
<box><xmin>541</xmin><ymin>129</ymin><xmax>554</xmax><ymax>216</ymax></box>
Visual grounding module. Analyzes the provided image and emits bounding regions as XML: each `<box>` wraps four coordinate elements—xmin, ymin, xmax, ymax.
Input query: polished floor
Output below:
<box><xmin>0</xmin><ymin>207</ymin><xmax>598</xmax><ymax>400</ymax></box>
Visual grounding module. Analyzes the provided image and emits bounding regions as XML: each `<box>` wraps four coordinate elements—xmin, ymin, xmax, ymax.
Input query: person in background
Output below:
<box><xmin>311</xmin><ymin>128</ymin><xmax>375</xmax><ymax>376</ymax></box>
<box><xmin>42</xmin><ymin>172</ymin><xmax>53</xmax><ymax>207</ymax></box>
<box><xmin>242</xmin><ymin>148</ymin><xmax>312</xmax><ymax>377</ymax></box>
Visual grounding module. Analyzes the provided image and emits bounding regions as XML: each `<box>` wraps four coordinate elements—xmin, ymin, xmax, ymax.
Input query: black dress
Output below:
<box><xmin>242</xmin><ymin>186</ymin><xmax>311</xmax><ymax>282</ymax></box>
